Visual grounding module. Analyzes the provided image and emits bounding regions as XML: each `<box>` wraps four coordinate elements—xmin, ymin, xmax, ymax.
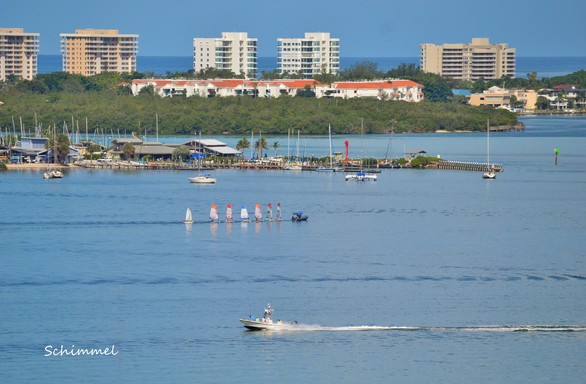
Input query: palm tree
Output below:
<box><xmin>235</xmin><ymin>138</ymin><xmax>250</xmax><ymax>157</ymax></box>
<box><xmin>272</xmin><ymin>141</ymin><xmax>280</xmax><ymax>156</ymax></box>
<box><xmin>254</xmin><ymin>137</ymin><xmax>268</xmax><ymax>159</ymax></box>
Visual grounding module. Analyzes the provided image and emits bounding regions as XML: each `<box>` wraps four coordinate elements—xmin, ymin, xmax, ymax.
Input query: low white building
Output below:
<box><xmin>131</xmin><ymin>79</ymin><xmax>424</xmax><ymax>102</ymax></box>
<box><xmin>316</xmin><ymin>80</ymin><xmax>424</xmax><ymax>102</ymax></box>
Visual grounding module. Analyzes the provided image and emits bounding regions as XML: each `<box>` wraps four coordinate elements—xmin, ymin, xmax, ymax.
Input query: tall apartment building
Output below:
<box><xmin>60</xmin><ymin>29</ymin><xmax>138</xmax><ymax>76</ymax></box>
<box><xmin>0</xmin><ymin>28</ymin><xmax>39</xmax><ymax>81</ymax></box>
<box><xmin>193</xmin><ymin>32</ymin><xmax>257</xmax><ymax>78</ymax></box>
<box><xmin>420</xmin><ymin>38</ymin><xmax>516</xmax><ymax>81</ymax></box>
<box><xmin>277</xmin><ymin>32</ymin><xmax>340</xmax><ymax>79</ymax></box>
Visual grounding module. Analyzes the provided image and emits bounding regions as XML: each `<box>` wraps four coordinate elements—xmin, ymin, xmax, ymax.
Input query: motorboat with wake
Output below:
<box><xmin>240</xmin><ymin>304</ymin><xmax>295</xmax><ymax>331</ymax></box>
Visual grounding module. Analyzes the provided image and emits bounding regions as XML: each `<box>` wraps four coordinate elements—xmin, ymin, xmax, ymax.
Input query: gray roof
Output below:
<box><xmin>208</xmin><ymin>146</ymin><xmax>241</xmax><ymax>155</ymax></box>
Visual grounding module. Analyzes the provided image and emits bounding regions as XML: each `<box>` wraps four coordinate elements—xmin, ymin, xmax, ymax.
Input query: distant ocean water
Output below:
<box><xmin>38</xmin><ymin>55</ymin><xmax>586</xmax><ymax>79</ymax></box>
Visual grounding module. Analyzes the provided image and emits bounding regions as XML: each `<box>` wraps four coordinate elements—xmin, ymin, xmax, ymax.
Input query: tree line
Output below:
<box><xmin>0</xmin><ymin>62</ymin><xmax>529</xmax><ymax>136</ymax></box>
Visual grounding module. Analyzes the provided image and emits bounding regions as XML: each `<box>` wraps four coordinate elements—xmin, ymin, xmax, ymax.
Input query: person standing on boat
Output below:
<box><xmin>263</xmin><ymin>303</ymin><xmax>272</xmax><ymax>321</ymax></box>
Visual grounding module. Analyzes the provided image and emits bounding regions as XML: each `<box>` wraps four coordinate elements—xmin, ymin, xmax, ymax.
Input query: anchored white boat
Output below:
<box><xmin>345</xmin><ymin>172</ymin><xmax>377</xmax><ymax>181</ymax></box>
<box><xmin>189</xmin><ymin>174</ymin><xmax>216</xmax><ymax>184</ymax></box>
<box><xmin>483</xmin><ymin>119</ymin><xmax>497</xmax><ymax>180</ymax></box>
<box><xmin>43</xmin><ymin>169</ymin><xmax>63</xmax><ymax>179</ymax></box>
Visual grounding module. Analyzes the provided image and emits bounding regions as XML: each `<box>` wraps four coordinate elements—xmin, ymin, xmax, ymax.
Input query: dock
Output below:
<box><xmin>432</xmin><ymin>160</ymin><xmax>503</xmax><ymax>172</ymax></box>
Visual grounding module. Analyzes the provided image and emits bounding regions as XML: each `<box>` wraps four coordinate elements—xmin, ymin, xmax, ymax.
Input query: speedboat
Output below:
<box><xmin>189</xmin><ymin>174</ymin><xmax>216</xmax><ymax>184</ymax></box>
<box><xmin>241</xmin><ymin>304</ymin><xmax>292</xmax><ymax>331</ymax></box>
<box><xmin>240</xmin><ymin>318</ymin><xmax>286</xmax><ymax>331</ymax></box>
<box><xmin>291</xmin><ymin>212</ymin><xmax>308</xmax><ymax>221</ymax></box>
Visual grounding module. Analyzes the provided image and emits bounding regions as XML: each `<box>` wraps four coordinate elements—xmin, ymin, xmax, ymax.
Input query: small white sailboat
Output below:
<box><xmin>226</xmin><ymin>203</ymin><xmax>233</xmax><ymax>223</ymax></box>
<box><xmin>209</xmin><ymin>203</ymin><xmax>219</xmax><ymax>222</ymax></box>
<box><xmin>254</xmin><ymin>203</ymin><xmax>263</xmax><ymax>222</ymax></box>
<box><xmin>266</xmin><ymin>203</ymin><xmax>273</xmax><ymax>221</ymax></box>
<box><xmin>240</xmin><ymin>204</ymin><xmax>250</xmax><ymax>222</ymax></box>
<box><xmin>483</xmin><ymin>119</ymin><xmax>497</xmax><ymax>180</ymax></box>
<box><xmin>183</xmin><ymin>208</ymin><xmax>193</xmax><ymax>224</ymax></box>
<box><xmin>276</xmin><ymin>202</ymin><xmax>282</xmax><ymax>221</ymax></box>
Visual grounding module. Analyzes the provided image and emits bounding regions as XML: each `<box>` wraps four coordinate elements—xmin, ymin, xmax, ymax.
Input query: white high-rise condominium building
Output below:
<box><xmin>420</xmin><ymin>38</ymin><xmax>516</xmax><ymax>81</ymax></box>
<box><xmin>193</xmin><ymin>32</ymin><xmax>257</xmax><ymax>78</ymax></box>
<box><xmin>0</xmin><ymin>28</ymin><xmax>39</xmax><ymax>81</ymax></box>
<box><xmin>277</xmin><ymin>32</ymin><xmax>340</xmax><ymax>79</ymax></box>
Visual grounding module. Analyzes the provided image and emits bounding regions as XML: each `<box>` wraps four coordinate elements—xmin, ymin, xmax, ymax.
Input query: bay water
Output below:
<box><xmin>1</xmin><ymin>116</ymin><xmax>585</xmax><ymax>383</ymax></box>
<box><xmin>38</xmin><ymin>55</ymin><xmax>586</xmax><ymax>79</ymax></box>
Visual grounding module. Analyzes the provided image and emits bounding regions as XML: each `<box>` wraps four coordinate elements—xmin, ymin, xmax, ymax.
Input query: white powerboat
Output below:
<box><xmin>189</xmin><ymin>174</ymin><xmax>216</xmax><ymax>184</ymax></box>
<box><xmin>43</xmin><ymin>169</ymin><xmax>63</xmax><ymax>179</ymax></box>
<box><xmin>241</xmin><ymin>304</ymin><xmax>292</xmax><ymax>331</ymax></box>
<box><xmin>240</xmin><ymin>318</ymin><xmax>286</xmax><ymax>331</ymax></box>
<box><xmin>345</xmin><ymin>172</ymin><xmax>377</xmax><ymax>181</ymax></box>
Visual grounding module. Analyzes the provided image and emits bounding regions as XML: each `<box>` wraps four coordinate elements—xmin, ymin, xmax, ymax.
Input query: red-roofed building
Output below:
<box><xmin>130</xmin><ymin>78</ymin><xmax>423</xmax><ymax>102</ymax></box>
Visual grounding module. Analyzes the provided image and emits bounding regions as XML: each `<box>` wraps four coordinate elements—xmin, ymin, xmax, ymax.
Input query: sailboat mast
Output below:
<box><xmin>487</xmin><ymin>119</ymin><xmax>490</xmax><ymax>166</ymax></box>
<box><xmin>328</xmin><ymin>124</ymin><xmax>333</xmax><ymax>167</ymax></box>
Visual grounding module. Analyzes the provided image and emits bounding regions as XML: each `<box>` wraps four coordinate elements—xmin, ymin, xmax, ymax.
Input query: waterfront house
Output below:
<box><xmin>10</xmin><ymin>136</ymin><xmax>48</xmax><ymax>163</ymax></box>
<box><xmin>315</xmin><ymin>80</ymin><xmax>424</xmax><ymax>102</ymax></box>
<box><xmin>469</xmin><ymin>86</ymin><xmax>538</xmax><ymax>110</ymax></box>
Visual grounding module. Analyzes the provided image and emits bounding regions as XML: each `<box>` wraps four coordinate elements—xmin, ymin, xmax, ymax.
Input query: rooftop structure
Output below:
<box><xmin>420</xmin><ymin>38</ymin><xmax>516</xmax><ymax>81</ymax></box>
<box><xmin>193</xmin><ymin>32</ymin><xmax>257</xmax><ymax>78</ymax></box>
<box><xmin>0</xmin><ymin>28</ymin><xmax>39</xmax><ymax>81</ymax></box>
<box><xmin>60</xmin><ymin>29</ymin><xmax>138</xmax><ymax>76</ymax></box>
<box><xmin>277</xmin><ymin>32</ymin><xmax>340</xmax><ymax>79</ymax></box>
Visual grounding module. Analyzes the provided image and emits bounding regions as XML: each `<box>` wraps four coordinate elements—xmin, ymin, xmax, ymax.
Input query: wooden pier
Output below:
<box><xmin>432</xmin><ymin>160</ymin><xmax>503</xmax><ymax>172</ymax></box>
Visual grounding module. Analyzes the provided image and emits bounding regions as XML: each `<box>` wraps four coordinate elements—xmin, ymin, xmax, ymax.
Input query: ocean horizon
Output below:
<box><xmin>37</xmin><ymin>55</ymin><xmax>586</xmax><ymax>79</ymax></box>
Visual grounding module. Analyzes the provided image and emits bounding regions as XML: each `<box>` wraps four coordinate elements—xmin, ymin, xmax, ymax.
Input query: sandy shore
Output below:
<box><xmin>5</xmin><ymin>163</ymin><xmax>80</xmax><ymax>170</ymax></box>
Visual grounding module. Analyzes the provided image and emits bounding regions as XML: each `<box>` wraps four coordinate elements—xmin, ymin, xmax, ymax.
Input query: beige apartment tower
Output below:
<box><xmin>277</xmin><ymin>32</ymin><xmax>340</xmax><ymax>79</ymax></box>
<box><xmin>420</xmin><ymin>38</ymin><xmax>516</xmax><ymax>81</ymax></box>
<box><xmin>60</xmin><ymin>29</ymin><xmax>138</xmax><ymax>76</ymax></box>
<box><xmin>193</xmin><ymin>32</ymin><xmax>257</xmax><ymax>78</ymax></box>
<box><xmin>0</xmin><ymin>28</ymin><xmax>39</xmax><ymax>81</ymax></box>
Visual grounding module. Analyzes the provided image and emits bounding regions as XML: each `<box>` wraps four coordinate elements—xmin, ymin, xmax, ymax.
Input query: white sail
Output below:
<box><xmin>240</xmin><ymin>204</ymin><xmax>249</xmax><ymax>221</ymax></box>
<box><xmin>226</xmin><ymin>203</ymin><xmax>233</xmax><ymax>222</ymax></box>
<box><xmin>266</xmin><ymin>203</ymin><xmax>273</xmax><ymax>221</ymax></box>
<box><xmin>210</xmin><ymin>204</ymin><xmax>219</xmax><ymax>222</ymax></box>
<box><xmin>254</xmin><ymin>203</ymin><xmax>263</xmax><ymax>222</ymax></box>
<box><xmin>276</xmin><ymin>203</ymin><xmax>282</xmax><ymax>220</ymax></box>
<box><xmin>183</xmin><ymin>208</ymin><xmax>193</xmax><ymax>224</ymax></box>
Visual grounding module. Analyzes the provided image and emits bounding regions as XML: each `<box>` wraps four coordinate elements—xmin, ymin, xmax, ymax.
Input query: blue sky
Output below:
<box><xmin>3</xmin><ymin>0</ymin><xmax>586</xmax><ymax>57</ymax></box>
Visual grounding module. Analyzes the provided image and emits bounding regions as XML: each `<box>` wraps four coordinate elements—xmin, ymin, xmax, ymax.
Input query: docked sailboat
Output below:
<box><xmin>226</xmin><ymin>203</ymin><xmax>233</xmax><ymax>223</ymax></box>
<box><xmin>240</xmin><ymin>204</ymin><xmax>250</xmax><ymax>222</ymax></box>
<box><xmin>183</xmin><ymin>208</ymin><xmax>193</xmax><ymax>224</ymax></box>
<box><xmin>483</xmin><ymin>120</ymin><xmax>497</xmax><ymax>180</ymax></box>
<box><xmin>283</xmin><ymin>129</ymin><xmax>302</xmax><ymax>170</ymax></box>
<box><xmin>316</xmin><ymin>124</ymin><xmax>342</xmax><ymax>172</ymax></box>
<box><xmin>254</xmin><ymin>203</ymin><xmax>263</xmax><ymax>222</ymax></box>
<box><xmin>209</xmin><ymin>203</ymin><xmax>219</xmax><ymax>222</ymax></box>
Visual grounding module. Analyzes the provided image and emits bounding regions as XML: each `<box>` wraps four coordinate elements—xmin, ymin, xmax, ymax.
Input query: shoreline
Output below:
<box><xmin>5</xmin><ymin>163</ymin><xmax>79</xmax><ymax>170</ymax></box>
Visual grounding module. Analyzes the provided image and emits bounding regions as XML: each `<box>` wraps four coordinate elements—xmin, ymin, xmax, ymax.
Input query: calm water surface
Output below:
<box><xmin>1</xmin><ymin>116</ymin><xmax>585</xmax><ymax>383</ymax></box>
